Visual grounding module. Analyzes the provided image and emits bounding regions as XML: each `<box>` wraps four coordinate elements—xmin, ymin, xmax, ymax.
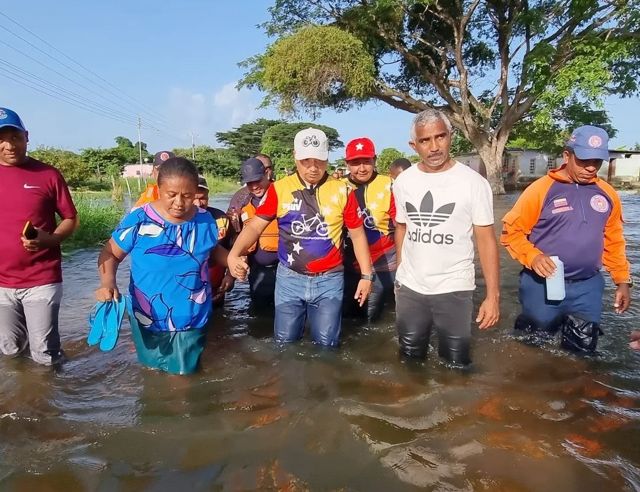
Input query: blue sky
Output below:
<box><xmin>1</xmin><ymin>0</ymin><xmax>639</xmax><ymax>160</ymax></box>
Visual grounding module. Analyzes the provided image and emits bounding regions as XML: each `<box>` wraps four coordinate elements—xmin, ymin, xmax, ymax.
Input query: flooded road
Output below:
<box><xmin>1</xmin><ymin>193</ymin><xmax>639</xmax><ymax>491</ymax></box>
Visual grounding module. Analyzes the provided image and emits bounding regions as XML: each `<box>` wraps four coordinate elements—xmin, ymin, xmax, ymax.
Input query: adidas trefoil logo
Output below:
<box><xmin>405</xmin><ymin>191</ymin><xmax>456</xmax><ymax>245</ymax></box>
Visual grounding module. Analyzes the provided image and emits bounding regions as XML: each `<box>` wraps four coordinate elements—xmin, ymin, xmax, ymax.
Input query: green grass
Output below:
<box><xmin>63</xmin><ymin>197</ymin><xmax>123</xmax><ymax>252</ymax></box>
<box><xmin>201</xmin><ymin>174</ymin><xmax>238</xmax><ymax>194</ymax></box>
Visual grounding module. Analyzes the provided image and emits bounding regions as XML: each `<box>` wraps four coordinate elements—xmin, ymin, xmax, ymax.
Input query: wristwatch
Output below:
<box><xmin>361</xmin><ymin>272</ymin><xmax>376</xmax><ymax>281</ymax></box>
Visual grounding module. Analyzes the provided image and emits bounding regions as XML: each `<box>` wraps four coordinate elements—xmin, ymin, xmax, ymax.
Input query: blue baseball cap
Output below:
<box><xmin>0</xmin><ymin>107</ymin><xmax>27</xmax><ymax>132</ymax></box>
<box><xmin>241</xmin><ymin>157</ymin><xmax>266</xmax><ymax>183</ymax></box>
<box><xmin>566</xmin><ymin>125</ymin><xmax>609</xmax><ymax>161</ymax></box>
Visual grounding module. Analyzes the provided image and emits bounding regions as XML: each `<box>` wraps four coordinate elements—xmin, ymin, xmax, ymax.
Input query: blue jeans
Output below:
<box><xmin>518</xmin><ymin>269</ymin><xmax>605</xmax><ymax>329</ymax></box>
<box><xmin>274</xmin><ymin>264</ymin><xmax>344</xmax><ymax>346</ymax></box>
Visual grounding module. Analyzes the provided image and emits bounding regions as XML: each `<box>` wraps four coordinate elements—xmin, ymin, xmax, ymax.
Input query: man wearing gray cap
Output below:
<box><xmin>133</xmin><ymin>150</ymin><xmax>175</xmax><ymax>208</ymax></box>
<box><xmin>502</xmin><ymin>125</ymin><xmax>631</xmax><ymax>352</ymax></box>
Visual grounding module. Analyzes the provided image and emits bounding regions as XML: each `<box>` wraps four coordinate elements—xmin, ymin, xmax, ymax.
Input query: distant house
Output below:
<box><xmin>456</xmin><ymin>148</ymin><xmax>554</xmax><ymax>188</ymax></box>
<box><xmin>122</xmin><ymin>163</ymin><xmax>154</xmax><ymax>178</ymax></box>
<box><xmin>599</xmin><ymin>150</ymin><xmax>640</xmax><ymax>183</ymax></box>
<box><xmin>456</xmin><ymin>147</ymin><xmax>640</xmax><ymax>188</ymax></box>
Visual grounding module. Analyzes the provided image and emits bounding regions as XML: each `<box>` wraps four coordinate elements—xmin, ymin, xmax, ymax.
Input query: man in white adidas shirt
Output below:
<box><xmin>392</xmin><ymin>109</ymin><xmax>500</xmax><ymax>365</ymax></box>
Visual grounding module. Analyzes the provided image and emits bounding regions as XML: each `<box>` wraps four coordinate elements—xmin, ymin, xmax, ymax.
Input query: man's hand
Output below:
<box><xmin>354</xmin><ymin>279</ymin><xmax>372</xmax><ymax>307</ymax></box>
<box><xmin>21</xmin><ymin>228</ymin><xmax>60</xmax><ymax>252</ymax></box>
<box><xmin>476</xmin><ymin>295</ymin><xmax>500</xmax><ymax>329</ymax></box>
<box><xmin>227</xmin><ymin>254</ymin><xmax>249</xmax><ymax>281</ymax></box>
<box><xmin>614</xmin><ymin>283</ymin><xmax>631</xmax><ymax>314</ymax></box>
<box><xmin>531</xmin><ymin>254</ymin><xmax>557</xmax><ymax>278</ymax></box>
<box><xmin>630</xmin><ymin>331</ymin><xmax>640</xmax><ymax>351</ymax></box>
<box><xmin>213</xmin><ymin>273</ymin><xmax>235</xmax><ymax>303</ymax></box>
<box><xmin>95</xmin><ymin>284</ymin><xmax>120</xmax><ymax>302</ymax></box>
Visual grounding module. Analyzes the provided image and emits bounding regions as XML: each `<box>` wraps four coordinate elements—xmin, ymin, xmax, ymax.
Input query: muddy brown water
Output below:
<box><xmin>1</xmin><ymin>193</ymin><xmax>639</xmax><ymax>491</ymax></box>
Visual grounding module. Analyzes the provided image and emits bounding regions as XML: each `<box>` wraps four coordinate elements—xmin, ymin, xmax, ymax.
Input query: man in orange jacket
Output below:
<box><xmin>133</xmin><ymin>150</ymin><xmax>175</xmax><ymax>208</ymax></box>
<box><xmin>501</xmin><ymin>126</ymin><xmax>632</xmax><ymax>352</ymax></box>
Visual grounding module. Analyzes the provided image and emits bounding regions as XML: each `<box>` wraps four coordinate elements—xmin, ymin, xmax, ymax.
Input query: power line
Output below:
<box><xmin>0</xmin><ymin>15</ymin><xmax>190</xmax><ymax>145</ymax></box>
<box><xmin>0</xmin><ymin>11</ymin><xmax>174</xmax><ymax>128</ymax></box>
<box><xmin>0</xmin><ymin>57</ymin><xmax>139</xmax><ymax>122</ymax></box>
<box><xmin>0</xmin><ymin>72</ymin><xmax>138</xmax><ymax>127</ymax></box>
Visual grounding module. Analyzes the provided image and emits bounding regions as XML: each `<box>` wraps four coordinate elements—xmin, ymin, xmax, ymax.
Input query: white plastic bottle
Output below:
<box><xmin>546</xmin><ymin>256</ymin><xmax>566</xmax><ymax>301</ymax></box>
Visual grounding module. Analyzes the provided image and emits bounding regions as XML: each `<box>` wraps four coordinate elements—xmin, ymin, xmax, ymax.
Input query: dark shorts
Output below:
<box><xmin>130</xmin><ymin>322</ymin><xmax>206</xmax><ymax>375</ymax></box>
<box><xmin>395</xmin><ymin>282</ymin><xmax>473</xmax><ymax>365</ymax></box>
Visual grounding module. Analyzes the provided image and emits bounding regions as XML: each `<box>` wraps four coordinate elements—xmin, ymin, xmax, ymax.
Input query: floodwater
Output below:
<box><xmin>1</xmin><ymin>193</ymin><xmax>639</xmax><ymax>491</ymax></box>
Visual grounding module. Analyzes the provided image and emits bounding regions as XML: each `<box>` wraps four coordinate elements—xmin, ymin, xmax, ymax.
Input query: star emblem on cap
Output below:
<box><xmin>355</xmin><ymin>143</ymin><xmax>364</xmax><ymax>151</ymax></box>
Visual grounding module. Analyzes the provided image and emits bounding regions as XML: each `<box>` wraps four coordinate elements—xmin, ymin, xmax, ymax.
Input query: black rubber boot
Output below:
<box><xmin>559</xmin><ymin>314</ymin><xmax>602</xmax><ymax>353</ymax></box>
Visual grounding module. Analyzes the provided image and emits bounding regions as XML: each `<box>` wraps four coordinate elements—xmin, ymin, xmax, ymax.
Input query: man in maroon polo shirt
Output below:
<box><xmin>0</xmin><ymin>108</ymin><xmax>78</xmax><ymax>365</ymax></box>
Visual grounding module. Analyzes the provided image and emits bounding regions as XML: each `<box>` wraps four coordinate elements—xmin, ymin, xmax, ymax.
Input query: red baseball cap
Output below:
<box><xmin>345</xmin><ymin>137</ymin><xmax>376</xmax><ymax>161</ymax></box>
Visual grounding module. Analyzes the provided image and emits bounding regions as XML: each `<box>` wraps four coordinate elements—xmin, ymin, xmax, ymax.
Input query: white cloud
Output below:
<box><xmin>165</xmin><ymin>82</ymin><xmax>258</xmax><ymax>146</ymax></box>
<box><xmin>213</xmin><ymin>82</ymin><xmax>257</xmax><ymax>127</ymax></box>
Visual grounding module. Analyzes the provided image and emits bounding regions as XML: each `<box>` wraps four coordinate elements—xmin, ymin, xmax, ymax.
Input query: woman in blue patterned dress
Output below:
<box><xmin>95</xmin><ymin>157</ymin><xmax>227</xmax><ymax>374</ymax></box>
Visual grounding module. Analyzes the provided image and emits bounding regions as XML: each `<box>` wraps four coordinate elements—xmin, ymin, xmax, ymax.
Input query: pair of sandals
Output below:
<box><xmin>88</xmin><ymin>296</ymin><xmax>133</xmax><ymax>351</ymax></box>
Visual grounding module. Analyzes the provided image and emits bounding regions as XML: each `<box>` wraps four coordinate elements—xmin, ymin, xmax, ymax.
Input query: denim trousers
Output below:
<box><xmin>274</xmin><ymin>264</ymin><xmax>344</xmax><ymax>346</ymax></box>
<box><xmin>518</xmin><ymin>269</ymin><xmax>604</xmax><ymax>329</ymax></box>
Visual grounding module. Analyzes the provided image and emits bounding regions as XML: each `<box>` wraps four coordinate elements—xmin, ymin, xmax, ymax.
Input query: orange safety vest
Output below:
<box><xmin>241</xmin><ymin>201</ymin><xmax>278</xmax><ymax>252</ymax></box>
<box><xmin>134</xmin><ymin>184</ymin><xmax>159</xmax><ymax>208</ymax></box>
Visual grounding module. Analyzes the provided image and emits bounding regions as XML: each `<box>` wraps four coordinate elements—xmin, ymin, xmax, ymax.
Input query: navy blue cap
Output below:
<box><xmin>197</xmin><ymin>175</ymin><xmax>209</xmax><ymax>191</ymax></box>
<box><xmin>153</xmin><ymin>150</ymin><xmax>175</xmax><ymax>167</ymax></box>
<box><xmin>241</xmin><ymin>157</ymin><xmax>266</xmax><ymax>184</ymax></box>
<box><xmin>0</xmin><ymin>108</ymin><xmax>27</xmax><ymax>132</ymax></box>
<box><xmin>566</xmin><ymin>125</ymin><xmax>609</xmax><ymax>161</ymax></box>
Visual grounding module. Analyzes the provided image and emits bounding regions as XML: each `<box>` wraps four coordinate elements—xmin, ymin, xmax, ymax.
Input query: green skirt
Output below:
<box><xmin>130</xmin><ymin>322</ymin><xmax>206</xmax><ymax>375</ymax></box>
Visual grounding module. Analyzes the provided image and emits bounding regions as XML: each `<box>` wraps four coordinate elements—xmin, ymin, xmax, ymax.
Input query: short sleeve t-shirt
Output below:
<box><xmin>256</xmin><ymin>173</ymin><xmax>362</xmax><ymax>274</ymax></box>
<box><xmin>112</xmin><ymin>204</ymin><xmax>218</xmax><ymax>332</ymax></box>
<box><xmin>393</xmin><ymin>162</ymin><xmax>494</xmax><ymax>295</ymax></box>
<box><xmin>0</xmin><ymin>157</ymin><xmax>77</xmax><ymax>288</ymax></box>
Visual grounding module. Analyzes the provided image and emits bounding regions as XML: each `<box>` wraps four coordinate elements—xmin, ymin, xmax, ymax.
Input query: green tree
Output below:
<box><xmin>30</xmin><ymin>147</ymin><xmax>92</xmax><ymax>187</ymax></box>
<box><xmin>451</xmin><ymin>132</ymin><xmax>474</xmax><ymax>157</ymax></box>
<box><xmin>508</xmin><ymin>100</ymin><xmax>617</xmax><ymax>155</ymax></box>
<box><xmin>376</xmin><ymin>147</ymin><xmax>405</xmax><ymax>174</ymax></box>
<box><xmin>261</xmin><ymin>121</ymin><xmax>342</xmax><ymax>175</ymax></box>
<box><xmin>215</xmin><ymin>118</ymin><xmax>284</xmax><ymax>161</ymax></box>
<box><xmin>173</xmin><ymin>146</ymin><xmax>240</xmax><ymax>180</ymax></box>
<box><xmin>242</xmin><ymin>0</ymin><xmax>640</xmax><ymax>192</ymax></box>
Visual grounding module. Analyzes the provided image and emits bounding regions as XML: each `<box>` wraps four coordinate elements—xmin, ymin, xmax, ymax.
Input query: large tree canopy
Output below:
<box><xmin>215</xmin><ymin>118</ymin><xmax>283</xmax><ymax>161</ymax></box>
<box><xmin>241</xmin><ymin>0</ymin><xmax>640</xmax><ymax>192</ymax></box>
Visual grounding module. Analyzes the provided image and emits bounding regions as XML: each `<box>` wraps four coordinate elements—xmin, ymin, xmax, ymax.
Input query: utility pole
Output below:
<box><xmin>137</xmin><ymin>116</ymin><xmax>144</xmax><ymax>190</ymax></box>
<box><xmin>190</xmin><ymin>131</ymin><xmax>196</xmax><ymax>161</ymax></box>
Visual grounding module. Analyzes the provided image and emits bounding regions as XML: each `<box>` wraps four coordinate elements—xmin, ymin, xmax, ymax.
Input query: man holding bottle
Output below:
<box><xmin>501</xmin><ymin>125</ymin><xmax>631</xmax><ymax>352</ymax></box>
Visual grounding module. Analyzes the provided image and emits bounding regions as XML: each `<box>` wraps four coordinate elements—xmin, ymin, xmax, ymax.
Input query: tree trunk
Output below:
<box><xmin>472</xmin><ymin>136</ymin><xmax>508</xmax><ymax>195</ymax></box>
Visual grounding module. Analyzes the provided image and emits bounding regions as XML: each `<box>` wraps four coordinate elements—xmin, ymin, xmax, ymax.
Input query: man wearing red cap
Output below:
<box><xmin>343</xmin><ymin>137</ymin><xmax>397</xmax><ymax>322</ymax></box>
